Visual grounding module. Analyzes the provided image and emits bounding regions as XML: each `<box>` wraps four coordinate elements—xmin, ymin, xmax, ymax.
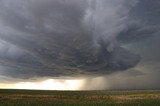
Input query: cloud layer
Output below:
<box><xmin>0</xmin><ymin>0</ymin><xmax>159</xmax><ymax>86</ymax></box>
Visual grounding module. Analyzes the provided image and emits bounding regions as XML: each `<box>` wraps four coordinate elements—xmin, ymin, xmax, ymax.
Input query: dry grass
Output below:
<box><xmin>0</xmin><ymin>89</ymin><xmax>160</xmax><ymax>106</ymax></box>
<box><xmin>111</xmin><ymin>94</ymin><xmax>160</xmax><ymax>103</ymax></box>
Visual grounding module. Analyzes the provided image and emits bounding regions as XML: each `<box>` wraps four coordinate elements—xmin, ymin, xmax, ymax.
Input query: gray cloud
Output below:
<box><xmin>0</xmin><ymin>0</ymin><xmax>159</xmax><ymax>89</ymax></box>
<box><xmin>118</xmin><ymin>0</ymin><xmax>160</xmax><ymax>44</ymax></box>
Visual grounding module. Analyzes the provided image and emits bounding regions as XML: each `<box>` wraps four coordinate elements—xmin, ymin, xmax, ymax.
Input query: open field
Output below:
<box><xmin>0</xmin><ymin>89</ymin><xmax>160</xmax><ymax>106</ymax></box>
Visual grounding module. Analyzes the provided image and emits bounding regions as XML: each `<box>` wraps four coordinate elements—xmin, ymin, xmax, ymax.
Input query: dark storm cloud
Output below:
<box><xmin>118</xmin><ymin>0</ymin><xmax>160</xmax><ymax>44</ymax></box>
<box><xmin>0</xmin><ymin>0</ymin><xmax>159</xmax><ymax>80</ymax></box>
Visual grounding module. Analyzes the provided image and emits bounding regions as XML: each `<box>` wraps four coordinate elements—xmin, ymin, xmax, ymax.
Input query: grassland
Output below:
<box><xmin>0</xmin><ymin>89</ymin><xmax>160</xmax><ymax>106</ymax></box>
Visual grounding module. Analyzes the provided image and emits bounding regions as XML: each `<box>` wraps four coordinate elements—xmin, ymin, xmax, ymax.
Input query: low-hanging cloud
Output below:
<box><xmin>0</xmin><ymin>0</ymin><xmax>159</xmax><ymax>84</ymax></box>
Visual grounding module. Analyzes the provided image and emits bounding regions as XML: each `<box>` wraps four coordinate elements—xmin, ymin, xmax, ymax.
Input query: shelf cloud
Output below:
<box><xmin>0</xmin><ymin>0</ymin><xmax>160</xmax><ymax>89</ymax></box>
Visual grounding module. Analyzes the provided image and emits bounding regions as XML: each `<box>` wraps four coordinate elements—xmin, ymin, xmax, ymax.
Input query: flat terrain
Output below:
<box><xmin>0</xmin><ymin>89</ymin><xmax>160</xmax><ymax>106</ymax></box>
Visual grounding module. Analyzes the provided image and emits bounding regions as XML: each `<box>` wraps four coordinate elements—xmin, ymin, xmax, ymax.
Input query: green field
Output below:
<box><xmin>0</xmin><ymin>89</ymin><xmax>160</xmax><ymax>106</ymax></box>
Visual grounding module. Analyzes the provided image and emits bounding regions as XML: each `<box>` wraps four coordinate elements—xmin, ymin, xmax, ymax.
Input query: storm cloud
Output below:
<box><xmin>0</xmin><ymin>0</ymin><xmax>160</xmax><ymax>89</ymax></box>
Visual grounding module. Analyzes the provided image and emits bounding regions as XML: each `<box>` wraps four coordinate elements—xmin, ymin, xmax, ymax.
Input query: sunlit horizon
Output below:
<box><xmin>0</xmin><ymin>79</ymin><xmax>85</xmax><ymax>90</ymax></box>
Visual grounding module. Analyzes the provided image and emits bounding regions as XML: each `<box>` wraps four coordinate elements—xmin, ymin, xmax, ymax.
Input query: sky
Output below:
<box><xmin>0</xmin><ymin>0</ymin><xmax>160</xmax><ymax>90</ymax></box>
